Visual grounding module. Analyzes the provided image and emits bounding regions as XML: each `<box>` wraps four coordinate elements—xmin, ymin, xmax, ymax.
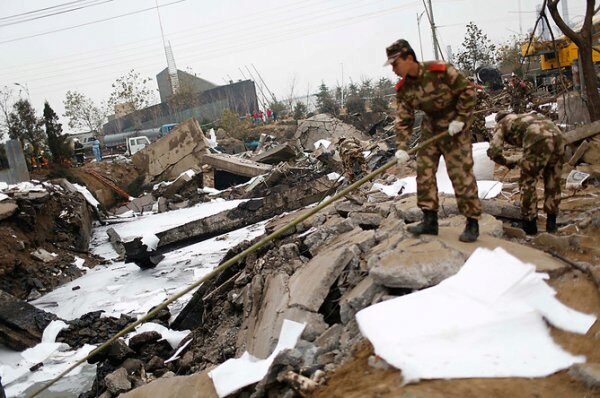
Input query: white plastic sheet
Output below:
<box><xmin>209</xmin><ymin>319</ymin><xmax>305</xmax><ymax>397</ymax></box>
<box><xmin>356</xmin><ymin>247</ymin><xmax>597</xmax><ymax>384</ymax></box>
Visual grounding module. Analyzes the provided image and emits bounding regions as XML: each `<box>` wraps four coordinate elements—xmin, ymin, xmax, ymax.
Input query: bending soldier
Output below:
<box><xmin>384</xmin><ymin>39</ymin><xmax>481</xmax><ymax>242</ymax></box>
<box><xmin>488</xmin><ymin>112</ymin><xmax>565</xmax><ymax>234</ymax></box>
<box><xmin>337</xmin><ymin>136</ymin><xmax>369</xmax><ymax>182</ymax></box>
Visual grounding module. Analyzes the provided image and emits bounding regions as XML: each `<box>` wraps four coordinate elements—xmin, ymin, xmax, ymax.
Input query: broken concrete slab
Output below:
<box><xmin>120</xmin><ymin>370</ymin><xmax>218</xmax><ymax>398</ymax></box>
<box><xmin>251</xmin><ymin>144</ymin><xmax>297</xmax><ymax>165</ymax></box>
<box><xmin>124</xmin><ymin>177</ymin><xmax>335</xmax><ymax>267</ymax></box>
<box><xmin>369</xmin><ymin>215</ymin><xmax>568</xmax><ymax>289</ymax></box>
<box><xmin>104</xmin><ymin>367</ymin><xmax>132</xmax><ymax>395</ymax></box>
<box><xmin>339</xmin><ymin>276</ymin><xmax>384</xmax><ymax>324</ymax></box>
<box><xmin>132</xmin><ymin>118</ymin><xmax>210</xmax><ymax>181</ymax></box>
<box><xmin>201</xmin><ymin>153</ymin><xmax>273</xmax><ymax>178</ymax></box>
<box><xmin>288</xmin><ymin>247</ymin><xmax>355</xmax><ymax>312</ymax></box>
<box><xmin>295</xmin><ymin>114</ymin><xmax>370</xmax><ymax>151</ymax></box>
<box><xmin>369</xmin><ymin>238</ymin><xmax>466</xmax><ymax>289</ymax></box>
<box><xmin>0</xmin><ymin>290</ymin><xmax>58</xmax><ymax>350</ymax></box>
<box><xmin>563</xmin><ymin>120</ymin><xmax>600</xmax><ymax>144</ymax></box>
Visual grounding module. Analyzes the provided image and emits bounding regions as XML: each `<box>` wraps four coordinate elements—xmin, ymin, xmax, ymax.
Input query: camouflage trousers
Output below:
<box><xmin>519</xmin><ymin>136</ymin><xmax>565</xmax><ymax>220</ymax></box>
<box><xmin>341</xmin><ymin>149</ymin><xmax>368</xmax><ymax>182</ymax></box>
<box><xmin>416</xmin><ymin>129</ymin><xmax>482</xmax><ymax>219</ymax></box>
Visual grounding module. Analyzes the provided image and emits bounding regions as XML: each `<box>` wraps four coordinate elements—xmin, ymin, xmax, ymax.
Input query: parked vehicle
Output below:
<box><xmin>126</xmin><ymin>136</ymin><xmax>151</xmax><ymax>155</ymax></box>
<box><xmin>102</xmin><ymin>123</ymin><xmax>178</xmax><ymax>152</ymax></box>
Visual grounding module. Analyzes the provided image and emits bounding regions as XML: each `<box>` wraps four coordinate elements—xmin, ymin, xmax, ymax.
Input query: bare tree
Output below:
<box><xmin>286</xmin><ymin>75</ymin><xmax>297</xmax><ymax>113</ymax></box>
<box><xmin>547</xmin><ymin>0</ymin><xmax>600</xmax><ymax>121</ymax></box>
<box><xmin>0</xmin><ymin>86</ymin><xmax>17</xmax><ymax>139</ymax></box>
<box><xmin>63</xmin><ymin>91</ymin><xmax>106</xmax><ymax>133</ymax></box>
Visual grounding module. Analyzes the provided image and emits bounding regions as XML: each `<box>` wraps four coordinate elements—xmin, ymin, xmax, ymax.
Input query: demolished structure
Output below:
<box><xmin>1</xmin><ymin>105</ymin><xmax>599</xmax><ymax>398</ymax></box>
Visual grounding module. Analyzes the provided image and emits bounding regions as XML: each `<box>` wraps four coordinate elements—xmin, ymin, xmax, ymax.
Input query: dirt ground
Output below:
<box><xmin>70</xmin><ymin>159</ymin><xmax>141</xmax><ymax>209</ymax></box>
<box><xmin>311</xmin><ymin>269</ymin><xmax>600</xmax><ymax>398</ymax></box>
<box><xmin>0</xmin><ymin>186</ymin><xmax>100</xmax><ymax>299</ymax></box>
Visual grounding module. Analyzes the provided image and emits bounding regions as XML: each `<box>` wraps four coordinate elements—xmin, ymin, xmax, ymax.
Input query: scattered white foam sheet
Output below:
<box><xmin>356</xmin><ymin>247</ymin><xmax>597</xmax><ymax>384</ymax></box>
<box><xmin>373</xmin><ymin>143</ymin><xmax>502</xmax><ymax>199</ymax></box>
<box><xmin>314</xmin><ymin>139</ymin><xmax>331</xmax><ymax>150</ymax></box>
<box><xmin>209</xmin><ymin>319</ymin><xmax>305</xmax><ymax>397</ymax></box>
<box><xmin>127</xmin><ymin>322</ymin><xmax>190</xmax><ymax>349</ymax></box>
<box><xmin>73</xmin><ymin>183</ymin><xmax>100</xmax><ymax>208</ymax></box>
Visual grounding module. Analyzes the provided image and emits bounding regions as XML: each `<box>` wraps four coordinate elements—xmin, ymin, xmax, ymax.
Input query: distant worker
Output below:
<box><xmin>506</xmin><ymin>74</ymin><xmax>532</xmax><ymax>113</ymax></box>
<box><xmin>472</xmin><ymin>85</ymin><xmax>492</xmax><ymax>142</ymax></box>
<box><xmin>488</xmin><ymin>111</ymin><xmax>565</xmax><ymax>235</ymax></box>
<box><xmin>266</xmin><ymin>108</ymin><xmax>273</xmax><ymax>122</ymax></box>
<box><xmin>73</xmin><ymin>138</ymin><xmax>85</xmax><ymax>166</ymax></box>
<box><xmin>385</xmin><ymin>38</ymin><xmax>481</xmax><ymax>242</ymax></box>
<box><xmin>337</xmin><ymin>136</ymin><xmax>369</xmax><ymax>182</ymax></box>
<box><xmin>91</xmin><ymin>137</ymin><xmax>102</xmax><ymax>162</ymax></box>
<box><xmin>252</xmin><ymin>111</ymin><xmax>259</xmax><ymax>125</ymax></box>
<box><xmin>258</xmin><ymin>110</ymin><xmax>264</xmax><ymax>123</ymax></box>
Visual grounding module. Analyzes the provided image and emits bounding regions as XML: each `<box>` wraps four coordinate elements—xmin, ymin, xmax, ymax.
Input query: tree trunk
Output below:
<box><xmin>579</xmin><ymin>43</ymin><xmax>600</xmax><ymax>121</ymax></box>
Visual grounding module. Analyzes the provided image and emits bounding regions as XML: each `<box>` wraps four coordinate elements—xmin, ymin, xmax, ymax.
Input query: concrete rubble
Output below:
<box><xmin>1</xmin><ymin>108</ymin><xmax>600</xmax><ymax>398</ymax></box>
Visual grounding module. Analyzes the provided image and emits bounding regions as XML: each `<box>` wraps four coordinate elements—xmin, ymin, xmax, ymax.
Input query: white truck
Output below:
<box><xmin>126</xmin><ymin>136</ymin><xmax>151</xmax><ymax>155</ymax></box>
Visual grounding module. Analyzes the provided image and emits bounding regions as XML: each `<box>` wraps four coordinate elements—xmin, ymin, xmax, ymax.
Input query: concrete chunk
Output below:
<box><xmin>288</xmin><ymin>247</ymin><xmax>354</xmax><ymax>312</ymax></box>
<box><xmin>201</xmin><ymin>153</ymin><xmax>273</xmax><ymax>177</ymax></box>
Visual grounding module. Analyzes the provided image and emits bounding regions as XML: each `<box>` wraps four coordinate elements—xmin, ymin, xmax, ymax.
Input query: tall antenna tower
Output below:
<box><xmin>155</xmin><ymin>0</ymin><xmax>179</xmax><ymax>95</ymax></box>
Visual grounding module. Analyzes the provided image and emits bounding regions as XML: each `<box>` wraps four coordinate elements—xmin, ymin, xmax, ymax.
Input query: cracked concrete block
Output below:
<box><xmin>105</xmin><ymin>367</ymin><xmax>132</xmax><ymax>395</ymax></box>
<box><xmin>369</xmin><ymin>238</ymin><xmax>466</xmax><ymax>289</ymax></box>
<box><xmin>339</xmin><ymin>276</ymin><xmax>384</xmax><ymax>324</ymax></box>
<box><xmin>348</xmin><ymin>212</ymin><xmax>383</xmax><ymax>229</ymax></box>
<box><xmin>288</xmin><ymin>247</ymin><xmax>355</xmax><ymax>312</ymax></box>
<box><xmin>314</xmin><ymin>324</ymin><xmax>343</xmax><ymax>353</ymax></box>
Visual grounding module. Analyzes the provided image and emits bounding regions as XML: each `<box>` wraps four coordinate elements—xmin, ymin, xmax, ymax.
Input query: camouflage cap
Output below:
<box><xmin>383</xmin><ymin>39</ymin><xmax>413</xmax><ymax>66</ymax></box>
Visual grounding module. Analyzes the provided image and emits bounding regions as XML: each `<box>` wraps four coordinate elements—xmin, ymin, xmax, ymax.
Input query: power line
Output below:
<box><xmin>0</xmin><ymin>0</ymin><xmax>187</xmax><ymax>45</ymax></box>
<box><xmin>0</xmin><ymin>0</ymin><xmax>320</xmax><ymax>71</ymax></box>
<box><xmin>0</xmin><ymin>0</ymin><xmax>114</xmax><ymax>28</ymax></box>
<box><xmin>27</xmin><ymin>3</ymin><xmax>415</xmax><ymax>93</ymax></box>
<box><xmin>0</xmin><ymin>0</ymin><xmax>90</xmax><ymax>21</ymax></box>
<box><xmin>2</xmin><ymin>0</ymin><xmax>382</xmax><ymax>81</ymax></box>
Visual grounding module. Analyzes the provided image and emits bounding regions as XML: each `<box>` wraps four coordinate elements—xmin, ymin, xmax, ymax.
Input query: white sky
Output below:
<box><xmin>0</xmin><ymin>0</ymin><xmax>586</xmax><ymax>133</ymax></box>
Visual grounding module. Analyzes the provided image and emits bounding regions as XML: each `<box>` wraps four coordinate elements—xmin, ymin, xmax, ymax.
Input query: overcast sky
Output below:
<box><xmin>0</xmin><ymin>0</ymin><xmax>586</xmax><ymax>133</ymax></box>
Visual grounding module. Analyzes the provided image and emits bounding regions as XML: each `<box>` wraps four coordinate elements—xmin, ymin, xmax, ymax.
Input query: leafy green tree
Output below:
<box><xmin>293</xmin><ymin>102</ymin><xmax>307</xmax><ymax>120</ymax></box>
<box><xmin>456</xmin><ymin>22</ymin><xmax>497</xmax><ymax>75</ymax></box>
<box><xmin>345</xmin><ymin>96</ymin><xmax>366</xmax><ymax>114</ymax></box>
<box><xmin>43</xmin><ymin>102</ymin><xmax>72</xmax><ymax>164</ymax></box>
<box><xmin>63</xmin><ymin>90</ymin><xmax>106</xmax><ymax>133</ymax></box>
<box><xmin>496</xmin><ymin>35</ymin><xmax>524</xmax><ymax>75</ymax></box>
<box><xmin>219</xmin><ymin>109</ymin><xmax>251</xmax><ymax>140</ymax></box>
<box><xmin>269</xmin><ymin>101</ymin><xmax>286</xmax><ymax>118</ymax></box>
<box><xmin>316</xmin><ymin>82</ymin><xmax>339</xmax><ymax>115</ymax></box>
<box><xmin>8</xmin><ymin>99</ymin><xmax>45</xmax><ymax>153</ymax></box>
<box><xmin>371</xmin><ymin>97</ymin><xmax>390</xmax><ymax>112</ymax></box>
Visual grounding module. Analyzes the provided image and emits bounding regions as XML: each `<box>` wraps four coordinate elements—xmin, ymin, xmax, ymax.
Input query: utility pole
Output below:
<box><xmin>416</xmin><ymin>11</ymin><xmax>425</xmax><ymax>60</ymax></box>
<box><xmin>340</xmin><ymin>63</ymin><xmax>344</xmax><ymax>107</ymax></box>
<box><xmin>251</xmin><ymin>64</ymin><xmax>277</xmax><ymax>104</ymax></box>
<box><xmin>427</xmin><ymin>0</ymin><xmax>440</xmax><ymax>59</ymax></box>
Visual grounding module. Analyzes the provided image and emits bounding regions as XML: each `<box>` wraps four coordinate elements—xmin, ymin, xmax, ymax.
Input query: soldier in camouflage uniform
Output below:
<box><xmin>488</xmin><ymin>111</ymin><xmax>565</xmax><ymax>234</ymax></box>
<box><xmin>471</xmin><ymin>86</ymin><xmax>492</xmax><ymax>142</ymax></box>
<box><xmin>337</xmin><ymin>136</ymin><xmax>369</xmax><ymax>182</ymax></box>
<box><xmin>506</xmin><ymin>74</ymin><xmax>532</xmax><ymax>113</ymax></box>
<box><xmin>384</xmin><ymin>39</ymin><xmax>481</xmax><ymax>242</ymax></box>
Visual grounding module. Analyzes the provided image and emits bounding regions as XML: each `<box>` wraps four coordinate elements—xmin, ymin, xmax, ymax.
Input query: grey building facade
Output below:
<box><xmin>156</xmin><ymin>68</ymin><xmax>219</xmax><ymax>103</ymax></box>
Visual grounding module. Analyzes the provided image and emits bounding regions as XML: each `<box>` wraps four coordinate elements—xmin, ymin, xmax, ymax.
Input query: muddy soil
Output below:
<box><xmin>311</xmin><ymin>270</ymin><xmax>600</xmax><ymax>398</ymax></box>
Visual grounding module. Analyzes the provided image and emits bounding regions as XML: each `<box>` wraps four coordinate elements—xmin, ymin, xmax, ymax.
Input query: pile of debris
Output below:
<box><xmin>0</xmin><ymin>179</ymin><xmax>98</xmax><ymax>300</ymax></box>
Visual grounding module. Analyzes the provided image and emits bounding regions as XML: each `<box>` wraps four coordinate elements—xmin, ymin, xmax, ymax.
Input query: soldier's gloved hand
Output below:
<box><xmin>395</xmin><ymin>149</ymin><xmax>409</xmax><ymax>165</ymax></box>
<box><xmin>448</xmin><ymin>120</ymin><xmax>465</xmax><ymax>136</ymax></box>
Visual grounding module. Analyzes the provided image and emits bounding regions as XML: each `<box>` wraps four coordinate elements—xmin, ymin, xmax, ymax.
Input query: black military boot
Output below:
<box><xmin>522</xmin><ymin>217</ymin><xmax>538</xmax><ymax>235</ymax></box>
<box><xmin>459</xmin><ymin>218</ymin><xmax>479</xmax><ymax>242</ymax></box>
<box><xmin>407</xmin><ymin>210</ymin><xmax>438</xmax><ymax>236</ymax></box>
<box><xmin>546</xmin><ymin>213</ymin><xmax>557</xmax><ymax>233</ymax></box>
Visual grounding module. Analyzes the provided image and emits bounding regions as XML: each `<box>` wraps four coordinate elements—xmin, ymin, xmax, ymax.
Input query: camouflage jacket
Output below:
<box><xmin>487</xmin><ymin>112</ymin><xmax>564</xmax><ymax>166</ymax></box>
<box><xmin>338</xmin><ymin>137</ymin><xmax>364</xmax><ymax>157</ymax></box>
<box><xmin>394</xmin><ymin>61</ymin><xmax>477</xmax><ymax>150</ymax></box>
